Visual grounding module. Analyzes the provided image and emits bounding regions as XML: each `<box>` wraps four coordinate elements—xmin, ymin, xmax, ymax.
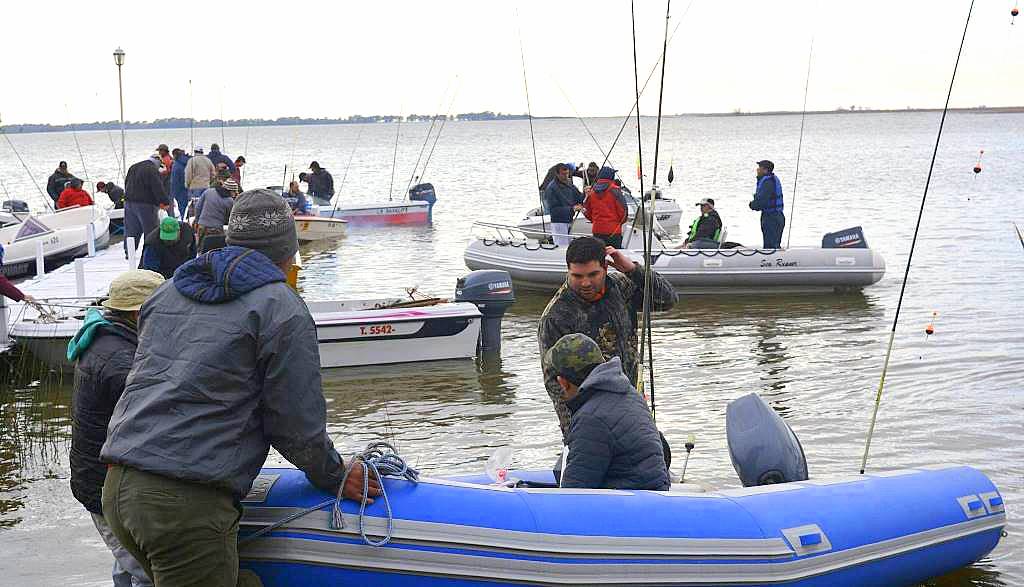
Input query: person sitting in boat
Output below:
<box><xmin>543</xmin><ymin>163</ymin><xmax>584</xmax><ymax>246</ymax></box>
<box><xmin>67</xmin><ymin>269</ymin><xmax>165</xmax><ymax>587</ymax></box>
<box><xmin>99</xmin><ymin>190</ymin><xmax>378</xmax><ymax>586</ymax></box>
<box><xmin>96</xmin><ymin>181</ymin><xmax>126</xmax><ymax>209</ymax></box>
<box><xmin>142</xmin><ymin>216</ymin><xmax>196</xmax><ymax>279</ymax></box>
<box><xmin>0</xmin><ymin>244</ymin><xmax>36</xmax><ymax>304</ymax></box>
<box><xmin>681</xmin><ymin>198</ymin><xmax>723</xmax><ymax>249</ymax></box>
<box><xmin>57</xmin><ymin>177</ymin><xmax>94</xmax><ymax>209</ymax></box>
<box><xmin>46</xmin><ymin>161</ymin><xmax>78</xmax><ymax>206</ymax></box>
<box><xmin>282</xmin><ymin>180</ymin><xmax>310</xmax><ymax>215</ymax></box>
<box><xmin>545</xmin><ymin>333</ymin><xmax>670</xmax><ymax>490</ymax></box>
<box><xmin>583</xmin><ymin>166</ymin><xmax>628</xmax><ymax>248</ymax></box>
<box><xmin>540</xmin><ymin>161</ymin><xmax>584</xmax><ymax>191</ymax></box>
<box><xmin>305</xmin><ymin>161</ymin><xmax>335</xmax><ymax>207</ymax></box>
<box><xmin>194</xmin><ymin>177</ymin><xmax>240</xmax><ymax>254</ymax></box>
<box><xmin>539</xmin><ymin>236</ymin><xmax>677</xmax><ymax>440</ymax></box>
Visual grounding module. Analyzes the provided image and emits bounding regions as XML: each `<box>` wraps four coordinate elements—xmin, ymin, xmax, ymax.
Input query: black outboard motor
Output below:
<box><xmin>454</xmin><ymin>270</ymin><xmax>515</xmax><ymax>356</ymax></box>
<box><xmin>822</xmin><ymin>226</ymin><xmax>868</xmax><ymax>249</ymax></box>
<box><xmin>409</xmin><ymin>183</ymin><xmax>437</xmax><ymax>223</ymax></box>
<box><xmin>726</xmin><ymin>393</ymin><xmax>808</xmax><ymax>487</ymax></box>
<box><xmin>2</xmin><ymin>200</ymin><xmax>30</xmax><ymax>213</ymax></box>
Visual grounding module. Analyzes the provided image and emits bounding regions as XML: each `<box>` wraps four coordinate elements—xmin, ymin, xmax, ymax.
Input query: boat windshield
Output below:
<box><xmin>14</xmin><ymin>217</ymin><xmax>52</xmax><ymax>241</ymax></box>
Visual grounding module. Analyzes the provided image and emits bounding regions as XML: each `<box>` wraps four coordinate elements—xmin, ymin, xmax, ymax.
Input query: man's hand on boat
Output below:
<box><xmin>341</xmin><ymin>459</ymin><xmax>383</xmax><ymax>503</ymax></box>
<box><xmin>605</xmin><ymin>247</ymin><xmax>637</xmax><ymax>273</ymax></box>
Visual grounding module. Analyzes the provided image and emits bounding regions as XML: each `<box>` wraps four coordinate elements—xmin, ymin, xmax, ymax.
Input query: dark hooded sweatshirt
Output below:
<box><xmin>561</xmin><ymin>357</ymin><xmax>670</xmax><ymax>490</ymax></box>
<box><xmin>100</xmin><ymin>246</ymin><xmax>344</xmax><ymax>498</ymax></box>
<box><xmin>69</xmin><ymin>309</ymin><xmax>140</xmax><ymax>514</ymax></box>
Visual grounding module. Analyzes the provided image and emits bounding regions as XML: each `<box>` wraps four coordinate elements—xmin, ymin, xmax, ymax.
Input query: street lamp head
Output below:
<box><xmin>113</xmin><ymin>47</ymin><xmax>125</xmax><ymax>66</ymax></box>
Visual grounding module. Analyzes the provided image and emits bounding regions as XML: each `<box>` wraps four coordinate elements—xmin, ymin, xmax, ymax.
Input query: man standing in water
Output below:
<box><xmin>749</xmin><ymin>159</ymin><xmax>785</xmax><ymax>249</ymax></box>
<box><xmin>538</xmin><ymin>236</ymin><xmax>676</xmax><ymax>439</ymax></box>
<box><xmin>101</xmin><ymin>190</ymin><xmax>380</xmax><ymax>586</ymax></box>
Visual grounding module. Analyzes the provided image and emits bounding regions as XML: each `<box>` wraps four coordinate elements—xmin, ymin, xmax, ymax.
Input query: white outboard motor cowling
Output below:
<box><xmin>454</xmin><ymin>270</ymin><xmax>515</xmax><ymax>355</ymax></box>
<box><xmin>727</xmin><ymin>393</ymin><xmax>808</xmax><ymax>487</ymax></box>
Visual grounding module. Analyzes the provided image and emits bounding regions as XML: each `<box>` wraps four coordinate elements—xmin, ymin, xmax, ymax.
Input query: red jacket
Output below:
<box><xmin>57</xmin><ymin>187</ymin><xmax>94</xmax><ymax>209</ymax></box>
<box><xmin>583</xmin><ymin>180</ymin><xmax>628</xmax><ymax>235</ymax></box>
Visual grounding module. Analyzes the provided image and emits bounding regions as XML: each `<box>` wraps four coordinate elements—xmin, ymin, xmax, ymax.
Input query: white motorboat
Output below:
<box><xmin>295</xmin><ymin>215</ymin><xmax>347</xmax><ymax>242</ymax></box>
<box><xmin>268</xmin><ymin>184</ymin><xmax>436</xmax><ymax>226</ymax></box>
<box><xmin>1</xmin><ymin>199</ymin><xmax>31</xmax><ymax>226</ymax></box>
<box><xmin>0</xmin><ymin>206</ymin><xmax>110</xmax><ymax>278</ymax></box>
<box><xmin>464</xmin><ymin>223</ymin><xmax>885</xmax><ymax>294</ymax></box>
<box><xmin>517</xmin><ymin>190</ymin><xmax>682</xmax><ymax>240</ymax></box>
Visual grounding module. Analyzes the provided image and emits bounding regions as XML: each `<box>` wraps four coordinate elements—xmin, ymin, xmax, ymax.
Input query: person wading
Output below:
<box><xmin>101</xmin><ymin>189</ymin><xmax>380</xmax><ymax>586</ymax></box>
<box><xmin>68</xmin><ymin>269</ymin><xmax>165</xmax><ymax>587</ymax></box>
<box><xmin>538</xmin><ymin>236</ymin><xmax>676</xmax><ymax>439</ymax></box>
<box><xmin>749</xmin><ymin>159</ymin><xmax>785</xmax><ymax>249</ymax></box>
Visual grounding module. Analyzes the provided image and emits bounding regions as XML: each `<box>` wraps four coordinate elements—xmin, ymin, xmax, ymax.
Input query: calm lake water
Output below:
<box><xmin>1</xmin><ymin>112</ymin><xmax>1022</xmax><ymax>585</ymax></box>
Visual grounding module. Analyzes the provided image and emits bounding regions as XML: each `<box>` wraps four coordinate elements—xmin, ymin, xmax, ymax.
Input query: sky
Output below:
<box><xmin>0</xmin><ymin>0</ymin><xmax>1020</xmax><ymax>125</ymax></box>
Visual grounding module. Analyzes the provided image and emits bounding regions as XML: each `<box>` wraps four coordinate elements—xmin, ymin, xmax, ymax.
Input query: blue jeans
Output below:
<box><xmin>123</xmin><ymin>201</ymin><xmax>159</xmax><ymax>257</ymax></box>
<box><xmin>761</xmin><ymin>212</ymin><xmax>785</xmax><ymax>249</ymax></box>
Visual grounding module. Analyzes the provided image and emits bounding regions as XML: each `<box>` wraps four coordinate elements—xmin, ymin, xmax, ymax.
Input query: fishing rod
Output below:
<box><xmin>188</xmin><ymin>80</ymin><xmax>195</xmax><ymax>153</ymax></box>
<box><xmin>515</xmin><ymin>10</ymin><xmax>545</xmax><ymax>236</ymax></box>
<box><xmin>388</xmin><ymin>111</ymin><xmax>403</xmax><ymax>201</ymax></box>
<box><xmin>0</xmin><ymin>114</ymin><xmax>52</xmax><ymax>211</ymax></box>
<box><xmin>552</xmin><ymin>77</ymin><xmax>615</xmax><ymax>168</ymax></box>
<box><xmin>785</xmin><ymin>38</ymin><xmax>814</xmax><ymax>249</ymax></box>
<box><xmin>859</xmin><ymin>0</ymin><xmax>976</xmax><ymax>475</ymax></box>
<box><xmin>329</xmin><ymin>126</ymin><xmax>363</xmax><ymax>219</ymax></box>
<box><xmin>105</xmin><ymin>130</ymin><xmax>123</xmax><ymax>180</ymax></box>
<box><xmin>629</xmin><ymin>0</ymin><xmax>650</xmax><ymax>398</ymax></box>
<box><xmin>403</xmin><ymin>81</ymin><xmax>454</xmax><ymax>198</ymax></box>
<box><xmin>219</xmin><ymin>86</ymin><xmax>227</xmax><ymax>152</ymax></box>
<box><xmin>65</xmin><ymin>105</ymin><xmax>92</xmax><ymax>196</ymax></box>
<box><xmin>1014</xmin><ymin>222</ymin><xmax>1024</xmax><ymax>251</ymax></box>
<box><xmin>415</xmin><ymin>86</ymin><xmax>459</xmax><ymax>190</ymax></box>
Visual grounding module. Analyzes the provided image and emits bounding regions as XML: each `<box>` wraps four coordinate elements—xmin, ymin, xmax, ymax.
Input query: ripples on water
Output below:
<box><xmin>1</xmin><ymin>113</ymin><xmax>1021</xmax><ymax>585</ymax></box>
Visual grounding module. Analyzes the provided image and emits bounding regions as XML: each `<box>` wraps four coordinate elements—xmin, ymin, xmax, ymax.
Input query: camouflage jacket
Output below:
<box><xmin>538</xmin><ymin>266</ymin><xmax>677</xmax><ymax>439</ymax></box>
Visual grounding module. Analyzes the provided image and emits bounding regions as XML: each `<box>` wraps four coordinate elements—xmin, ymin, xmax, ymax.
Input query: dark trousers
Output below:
<box><xmin>760</xmin><ymin>212</ymin><xmax>785</xmax><ymax>249</ymax></box>
<box><xmin>124</xmin><ymin>201</ymin><xmax>159</xmax><ymax>256</ymax></box>
<box><xmin>594</xmin><ymin>233</ymin><xmax>623</xmax><ymax>248</ymax></box>
<box><xmin>102</xmin><ymin>465</ymin><xmax>263</xmax><ymax>587</ymax></box>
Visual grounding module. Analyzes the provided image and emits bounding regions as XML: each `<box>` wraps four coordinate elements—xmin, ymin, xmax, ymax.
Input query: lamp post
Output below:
<box><xmin>113</xmin><ymin>47</ymin><xmax>126</xmax><ymax>182</ymax></box>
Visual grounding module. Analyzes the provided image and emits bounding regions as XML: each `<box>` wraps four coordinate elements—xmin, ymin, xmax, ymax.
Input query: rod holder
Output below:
<box><xmin>35</xmin><ymin>241</ymin><xmax>45</xmax><ymax>276</ymax></box>
<box><xmin>75</xmin><ymin>259</ymin><xmax>87</xmax><ymax>297</ymax></box>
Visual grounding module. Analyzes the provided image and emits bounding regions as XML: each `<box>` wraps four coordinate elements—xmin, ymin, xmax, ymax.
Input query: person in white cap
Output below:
<box><xmin>67</xmin><ymin>269</ymin><xmax>166</xmax><ymax>587</ymax></box>
<box><xmin>682</xmin><ymin>198</ymin><xmax>723</xmax><ymax>249</ymax></box>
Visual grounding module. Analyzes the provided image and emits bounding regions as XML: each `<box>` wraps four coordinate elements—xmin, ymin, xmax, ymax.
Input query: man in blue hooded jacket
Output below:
<box><xmin>169</xmin><ymin>148</ymin><xmax>190</xmax><ymax>219</ymax></box>
<box><xmin>749</xmin><ymin>159</ymin><xmax>785</xmax><ymax>248</ymax></box>
<box><xmin>100</xmin><ymin>189</ymin><xmax>380</xmax><ymax>586</ymax></box>
<box><xmin>543</xmin><ymin>163</ymin><xmax>583</xmax><ymax>246</ymax></box>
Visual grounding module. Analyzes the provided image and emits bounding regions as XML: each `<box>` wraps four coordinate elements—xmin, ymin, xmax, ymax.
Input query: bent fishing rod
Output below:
<box><xmin>0</xmin><ymin>114</ymin><xmax>52</xmax><ymax>212</ymax></box>
<box><xmin>860</xmin><ymin>0</ymin><xmax>975</xmax><ymax>475</ymax></box>
<box><xmin>785</xmin><ymin>37</ymin><xmax>814</xmax><ymax>249</ymax></box>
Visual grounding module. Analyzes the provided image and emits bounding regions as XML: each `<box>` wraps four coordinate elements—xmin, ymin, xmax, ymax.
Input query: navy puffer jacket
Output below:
<box><xmin>560</xmin><ymin>357</ymin><xmax>670</xmax><ymax>490</ymax></box>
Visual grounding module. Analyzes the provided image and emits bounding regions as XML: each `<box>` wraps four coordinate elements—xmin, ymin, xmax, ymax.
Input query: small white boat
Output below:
<box><xmin>0</xmin><ymin>206</ymin><xmax>110</xmax><ymax>278</ymax></box>
<box><xmin>1</xmin><ymin>199</ymin><xmax>31</xmax><ymax>226</ymax></box>
<box><xmin>464</xmin><ymin>223</ymin><xmax>885</xmax><ymax>294</ymax></box>
<box><xmin>309</xmin><ymin>299</ymin><xmax>483</xmax><ymax>368</ymax></box>
<box><xmin>517</xmin><ymin>190</ymin><xmax>683</xmax><ymax>240</ymax></box>
<box><xmin>294</xmin><ymin>215</ymin><xmax>347</xmax><ymax>242</ymax></box>
<box><xmin>318</xmin><ymin>200</ymin><xmax>432</xmax><ymax>226</ymax></box>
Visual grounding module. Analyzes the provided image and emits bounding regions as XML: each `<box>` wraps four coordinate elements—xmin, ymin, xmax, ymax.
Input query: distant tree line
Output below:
<box><xmin>1</xmin><ymin>112</ymin><xmax>532</xmax><ymax>134</ymax></box>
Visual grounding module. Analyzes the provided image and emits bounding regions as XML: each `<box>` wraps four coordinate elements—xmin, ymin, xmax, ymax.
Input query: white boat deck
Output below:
<box><xmin>1</xmin><ymin>238</ymin><xmax>142</xmax><ymax>355</ymax></box>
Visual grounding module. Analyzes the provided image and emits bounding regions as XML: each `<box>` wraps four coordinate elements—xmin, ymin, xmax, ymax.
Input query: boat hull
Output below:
<box><xmin>517</xmin><ymin>198</ymin><xmax>683</xmax><ymax>240</ymax></box>
<box><xmin>319</xmin><ymin>201</ymin><xmax>432</xmax><ymax>226</ymax></box>
<box><xmin>463</xmin><ymin>239</ymin><xmax>886</xmax><ymax>294</ymax></box>
<box><xmin>239</xmin><ymin>464</ymin><xmax>1005</xmax><ymax>586</ymax></box>
<box><xmin>0</xmin><ymin>207</ymin><xmax>110</xmax><ymax>278</ymax></box>
<box><xmin>311</xmin><ymin>302</ymin><xmax>482</xmax><ymax>368</ymax></box>
<box><xmin>295</xmin><ymin>216</ymin><xmax>347</xmax><ymax>242</ymax></box>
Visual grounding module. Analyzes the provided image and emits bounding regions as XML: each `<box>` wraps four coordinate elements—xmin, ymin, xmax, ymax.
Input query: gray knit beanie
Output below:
<box><xmin>226</xmin><ymin>188</ymin><xmax>298</xmax><ymax>263</ymax></box>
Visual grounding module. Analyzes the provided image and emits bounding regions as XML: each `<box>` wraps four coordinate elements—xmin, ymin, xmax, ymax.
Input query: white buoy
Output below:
<box><xmin>75</xmin><ymin>258</ymin><xmax>86</xmax><ymax>297</ymax></box>
<box><xmin>35</xmin><ymin>240</ymin><xmax>45</xmax><ymax>276</ymax></box>
<box><xmin>126</xmin><ymin>236</ymin><xmax>137</xmax><ymax>269</ymax></box>
<box><xmin>86</xmin><ymin>221</ymin><xmax>96</xmax><ymax>257</ymax></box>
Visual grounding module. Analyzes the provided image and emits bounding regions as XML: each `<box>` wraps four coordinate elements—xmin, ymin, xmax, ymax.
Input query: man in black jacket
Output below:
<box><xmin>305</xmin><ymin>161</ymin><xmax>335</xmax><ymax>206</ymax></box>
<box><xmin>545</xmin><ymin>333</ymin><xmax>670</xmax><ymax>490</ymax></box>
<box><xmin>124</xmin><ymin>155</ymin><xmax>171</xmax><ymax>254</ymax></box>
<box><xmin>46</xmin><ymin>161</ymin><xmax>78</xmax><ymax>206</ymax></box>
<box><xmin>96</xmin><ymin>181</ymin><xmax>126</xmax><ymax>209</ymax></box>
<box><xmin>68</xmin><ymin>269</ymin><xmax>165</xmax><ymax>587</ymax></box>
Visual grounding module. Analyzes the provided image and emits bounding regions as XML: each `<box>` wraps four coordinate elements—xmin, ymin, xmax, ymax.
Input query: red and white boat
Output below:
<box><xmin>316</xmin><ymin>182</ymin><xmax>437</xmax><ymax>226</ymax></box>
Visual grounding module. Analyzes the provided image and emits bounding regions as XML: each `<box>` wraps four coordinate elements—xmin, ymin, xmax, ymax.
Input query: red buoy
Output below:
<box><xmin>973</xmin><ymin>149</ymin><xmax>984</xmax><ymax>175</ymax></box>
<box><xmin>1013</xmin><ymin>6</ymin><xmax>1020</xmax><ymax>24</ymax></box>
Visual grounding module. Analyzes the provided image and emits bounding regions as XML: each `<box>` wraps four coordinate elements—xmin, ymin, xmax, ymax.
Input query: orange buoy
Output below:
<box><xmin>973</xmin><ymin>149</ymin><xmax>984</xmax><ymax>175</ymax></box>
<box><xmin>1013</xmin><ymin>6</ymin><xmax>1019</xmax><ymax>24</ymax></box>
<box><xmin>924</xmin><ymin>311</ymin><xmax>938</xmax><ymax>338</ymax></box>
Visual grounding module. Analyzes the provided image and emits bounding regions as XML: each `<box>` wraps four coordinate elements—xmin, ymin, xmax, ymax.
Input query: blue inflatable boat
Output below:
<box><xmin>238</xmin><ymin>464</ymin><xmax>1005</xmax><ymax>586</ymax></box>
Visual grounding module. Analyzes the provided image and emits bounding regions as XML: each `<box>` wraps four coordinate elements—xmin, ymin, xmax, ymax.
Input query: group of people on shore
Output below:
<box><xmin>540</xmin><ymin>158</ymin><xmax>787</xmax><ymax>250</ymax></box>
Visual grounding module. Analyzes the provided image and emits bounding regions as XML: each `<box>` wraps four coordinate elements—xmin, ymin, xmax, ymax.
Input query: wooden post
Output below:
<box><xmin>0</xmin><ymin>295</ymin><xmax>9</xmax><ymax>349</ymax></box>
<box><xmin>35</xmin><ymin>241</ymin><xmax>45</xmax><ymax>276</ymax></box>
<box><xmin>86</xmin><ymin>222</ymin><xmax>96</xmax><ymax>257</ymax></box>
<box><xmin>75</xmin><ymin>258</ymin><xmax>86</xmax><ymax>297</ymax></box>
<box><xmin>126</xmin><ymin>237</ymin><xmax>137</xmax><ymax>269</ymax></box>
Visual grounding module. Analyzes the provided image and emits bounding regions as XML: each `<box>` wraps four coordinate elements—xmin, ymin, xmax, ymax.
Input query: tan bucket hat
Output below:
<box><xmin>101</xmin><ymin>269</ymin><xmax>166</xmax><ymax>312</ymax></box>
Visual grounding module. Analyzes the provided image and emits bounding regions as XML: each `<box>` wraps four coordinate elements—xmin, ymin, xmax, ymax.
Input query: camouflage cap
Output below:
<box><xmin>544</xmin><ymin>333</ymin><xmax>606</xmax><ymax>385</ymax></box>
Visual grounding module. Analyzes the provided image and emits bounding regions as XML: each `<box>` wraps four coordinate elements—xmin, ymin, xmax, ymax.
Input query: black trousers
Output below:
<box><xmin>594</xmin><ymin>233</ymin><xmax>623</xmax><ymax>248</ymax></box>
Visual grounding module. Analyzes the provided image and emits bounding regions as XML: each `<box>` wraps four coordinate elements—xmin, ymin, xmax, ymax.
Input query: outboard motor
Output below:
<box><xmin>726</xmin><ymin>393</ymin><xmax>808</xmax><ymax>487</ymax></box>
<box><xmin>409</xmin><ymin>183</ymin><xmax>437</xmax><ymax>223</ymax></box>
<box><xmin>822</xmin><ymin>226</ymin><xmax>868</xmax><ymax>249</ymax></box>
<box><xmin>2</xmin><ymin>200</ymin><xmax>29</xmax><ymax>213</ymax></box>
<box><xmin>454</xmin><ymin>270</ymin><xmax>515</xmax><ymax>355</ymax></box>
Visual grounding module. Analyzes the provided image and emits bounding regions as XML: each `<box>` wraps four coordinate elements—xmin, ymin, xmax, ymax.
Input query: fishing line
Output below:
<box><xmin>404</xmin><ymin>81</ymin><xmax>453</xmax><ymax>198</ymax></box>
<box><xmin>515</xmin><ymin>9</ymin><xmax>545</xmax><ymax>236</ymax></box>
<box><xmin>1013</xmin><ymin>222</ymin><xmax>1024</xmax><ymax>251</ymax></box>
<box><xmin>0</xmin><ymin>116</ymin><xmax>51</xmax><ymax>211</ymax></box>
<box><xmin>551</xmin><ymin>77</ymin><xmax>615</xmax><ymax>168</ymax></box>
<box><xmin>388</xmin><ymin>108</ymin><xmax>403</xmax><ymax>201</ymax></box>
<box><xmin>105</xmin><ymin>130</ymin><xmax>123</xmax><ymax>180</ymax></box>
<box><xmin>630</xmin><ymin>0</ymin><xmax>650</xmax><ymax>398</ymax></box>
<box><xmin>188</xmin><ymin>80</ymin><xmax>195</xmax><ymax>153</ymax></box>
<box><xmin>860</xmin><ymin>0</ymin><xmax>976</xmax><ymax>475</ymax></box>
<box><xmin>219</xmin><ymin>86</ymin><xmax>227</xmax><ymax>152</ymax></box>
<box><xmin>329</xmin><ymin>127</ymin><xmax>364</xmax><ymax>219</ymax></box>
<box><xmin>785</xmin><ymin>37</ymin><xmax>814</xmax><ymax>249</ymax></box>
<box><xmin>416</xmin><ymin>84</ymin><xmax>460</xmax><ymax>191</ymax></box>
<box><xmin>65</xmin><ymin>105</ymin><xmax>92</xmax><ymax>196</ymax></box>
